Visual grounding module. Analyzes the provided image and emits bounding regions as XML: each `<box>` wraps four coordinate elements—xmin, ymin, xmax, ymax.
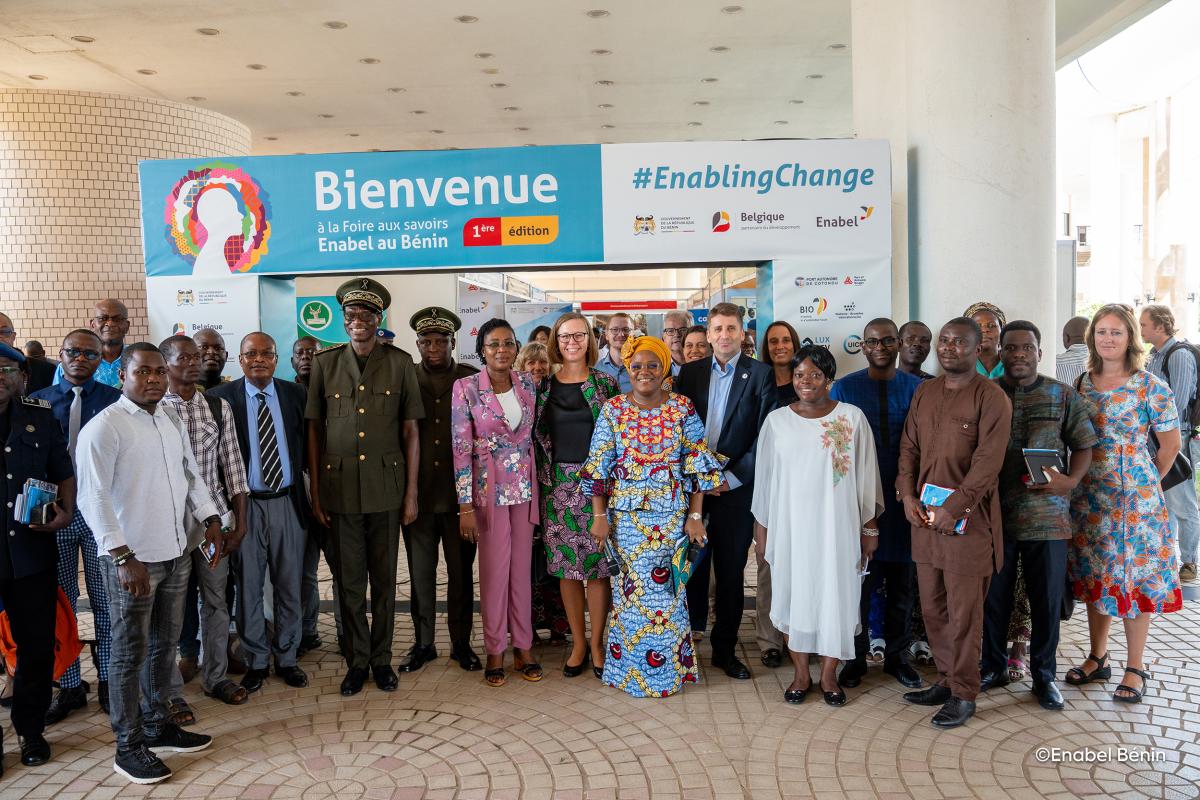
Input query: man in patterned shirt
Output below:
<box><xmin>981</xmin><ymin>321</ymin><xmax>1097</xmax><ymax>711</ymax></box>
<box><xmin>159</xmin><ymin>335</ymin><xmax>250</xmax><ymax>708</ymax></box>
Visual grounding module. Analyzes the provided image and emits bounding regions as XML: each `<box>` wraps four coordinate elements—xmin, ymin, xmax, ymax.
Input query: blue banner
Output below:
<box><xmin>140</xmin><ymin>145</ymin><xmax>603</xmax><ymax>277</ymax></box>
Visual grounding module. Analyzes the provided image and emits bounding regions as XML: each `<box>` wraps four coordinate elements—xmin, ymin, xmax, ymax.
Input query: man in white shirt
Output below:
<box><xmin>1055</xmin><ymin>316</ymin><xmax>1089</xmax><ymax>386</ymax></box>
<box><xmin>595</xmin><ymin>314</ymin><xmax>633</xmax><ymax>391</ymax></box>
<box><xmin>662</xmin><ymin>309</ymin><xmax>692</xmax><ymax>377</ymax></box>
<box><xmin>76</xmin><ymin>343</ymin><xmax>224</xmax><ymax>785</ymax></box>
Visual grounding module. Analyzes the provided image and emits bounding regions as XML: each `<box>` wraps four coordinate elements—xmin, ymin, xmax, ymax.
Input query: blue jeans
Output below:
<box><xmin>101</xmin><ymin>552</ymin><xmax>190</xmax><ymax>752</ymax></box>
<box><xmin>1165</xmin><ymin>438</ymin><xmax>1200</xmax><ymax>564</ymax></box>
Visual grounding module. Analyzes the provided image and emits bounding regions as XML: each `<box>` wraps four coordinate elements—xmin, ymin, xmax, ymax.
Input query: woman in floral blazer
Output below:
<box><xmin>452</xmin><ymin>318</ymin><xmax>541</xmax><ymax>687</ymax></box>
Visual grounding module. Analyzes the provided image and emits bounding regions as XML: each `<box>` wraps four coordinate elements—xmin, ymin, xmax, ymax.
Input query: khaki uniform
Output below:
<box><xmin>305</xmin><ymin>341</ymin><xmax>423</xmax><ymax>668</ymax></box>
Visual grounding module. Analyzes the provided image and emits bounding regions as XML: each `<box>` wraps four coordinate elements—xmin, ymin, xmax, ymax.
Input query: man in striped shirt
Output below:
<box><xmin>159</xmin><ymin>336</ymin><xmax>250</xmax><ymax>709</ymax></box>
<box><xmin>1055</xmin><ymin>316</ymin><xmax>1090</xmax><ymax>386</ymax></box>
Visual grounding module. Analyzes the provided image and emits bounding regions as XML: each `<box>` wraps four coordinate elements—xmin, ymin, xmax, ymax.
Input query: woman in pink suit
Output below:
<box><xmin>452</xmin><ymin>318</ymin><xmax>542</xmax><ymax>687</ymax></box>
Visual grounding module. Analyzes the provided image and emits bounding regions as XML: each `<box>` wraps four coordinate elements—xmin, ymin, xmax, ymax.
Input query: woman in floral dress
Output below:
<box><xmin>581</xmin><ymin>336</ymin><xmax>723</xmax><ymax>697</ymax></box>
<box><xmin>1067</xmin><ymin>304</ymin><xmax>1183</xmax><ymax>703</ymax></box>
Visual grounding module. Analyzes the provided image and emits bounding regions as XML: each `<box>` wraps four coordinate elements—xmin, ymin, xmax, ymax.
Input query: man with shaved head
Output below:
<box><xmin>48</xmin><ymin>300</ymin><xmax>129</xmax><ymax>389</ymax></box>
<box><xmin>1056</xmin><ymin>316</ymin><xmax>1090</xmax><ymax>386</ymax></box>
<box><xmin>0</xmin><ymin>312</ymin><xmax>56</xmax><ymax>393</ymax></box>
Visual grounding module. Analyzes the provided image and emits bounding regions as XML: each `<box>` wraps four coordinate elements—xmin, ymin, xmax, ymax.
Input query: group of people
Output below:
<box><xmin>0</xmin><ymin>284</ymin><xmax>1191</xmax><ymax>783</ymax></box>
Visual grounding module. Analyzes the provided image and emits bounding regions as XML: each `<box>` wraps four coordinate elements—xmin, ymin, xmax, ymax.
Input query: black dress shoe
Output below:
<box><xmin>276</xmin><ymin>665</ymin><xmax>309</xmax><ymax>688</ymax></box>
<box><xmin>931</xmin><ymin>696</ymin><xmax>976</xmax><ymax>728</ymax></box>
<box><xmin>296</xmin><ymin>635</ymin><xmax>322</xmax><ymax>658</ymax></box>
<box><xmin>838</xmin><ymin>658</ymin><xmax>868</xmax><ymax>688</ymax></box>
<box><xmin>241</xmin><ymin>668</ymin><xmax>270</xmax><ymax>693</ymax></box>
<box><xmin>883</xmin><ymin>660</ymin><xmax>923</xmax><ymax>689</ymax></box>
<box><xmin>19</xmin><ymin>734</ymin><xmax>51</xmax><ymax>766</ymax></box>
<box><xmin>450</xmin><ymin>645</ymin><xmax>483</xmax><ymax>672</ymax></box>
<box><xmin>903</xmin><ymin>684</ymin><xmax>952</xmax><ymax>706</ymax></box>
<box><xmin>979</xmin><ymin>670</ymin><xmax>1011</xmax><ymax>692</ymax></box>
<box><xmin>711</xmin><ymin>656</ymin><xmax>752</xmax><ymax>680</ymax></box>
<box><xmin>45</xmin><ymin>684</ymin><xmax>87</xmax><ymax>725</ymax></box>
<box><xmin>1032</xmin><ymin>681</ymin><xmax>1065</xmax><ymax>711</ymax></box>
<box><xmin>563</xmin><ymin>653</ymin><xmax>590</xmax><ymax>678</ymax></box>
<box><xmin>398</xmin><ymin>644</ymin><xmax>437</xmax><ymax>673</ymax></box>
<box><xmin>760</xmin><ymin>648</ymin><xmax>783</xmax><ymax>669</ymax></box>
<box><xmin>783</xmin><ymin>686</ymin><xmax>808</xmax><ymax>704</ymax></box>
<box><xmin>372</xmin><ymin>665</ymin><xmax>399</xmax><ymax>692</ymax></box>
<box><xmin>340</xmin><ymin>667</ymin><xmax>368</xmax><ymax>696</ymax></box>
<box><xmin>823</xmin><ymin>688</ymin><xmax>847</xmax><ymax>707</ymax></box>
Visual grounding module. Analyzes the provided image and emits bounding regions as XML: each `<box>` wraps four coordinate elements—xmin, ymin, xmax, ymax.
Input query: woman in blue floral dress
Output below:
<box><xmin>1067</xmin><ymin>304</ymin><xmax>1183</xmax><ymax>703</ymax></box>
<box><xmin>581</xmin><ymin>337</ymin><xmax>724</xmax><ymax>697</ymax></box>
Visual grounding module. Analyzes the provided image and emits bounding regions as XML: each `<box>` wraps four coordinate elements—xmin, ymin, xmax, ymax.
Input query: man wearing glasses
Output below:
<box><xmin>31</xmin><ymin>330</ymin><xmax>122</xmax><ymax>724</ymax></box>
<box><xmin>50</xmin><ymin>300</ymin><xmax>130</xmax><ymax>389</ymax></box>
<box><xmin>661</xmin><ymin>310</ymin><xmax>692</xmax><ymax>377</ymax></box>
<box><xmin>0</xmin><ymin>312</ymin><xmax>56</xmax><ymax>393</ymax></box>
<box><xmin>304</xmin><ymin>278</ymin><xmax>423</xmax><ymax>696</ymax></box>
<box><xmin>210</xmin><ymin>333</ymin><xmax>311</xmax><ymax>693</ymax></box>
<box><xmin>830</xmin><ymin>318</ymin><xmax>924</xmax><ymax>691</ymax></box>
<box><xmin>596</xmin><ymin>313</ymin><xmax>634</xmax><ymax>391</ymax></box>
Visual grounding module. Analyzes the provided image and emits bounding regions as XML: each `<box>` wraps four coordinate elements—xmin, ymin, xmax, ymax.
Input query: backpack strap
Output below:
<box><xmin>203</xmin><ymin>391</ymin><xmax>224</xmax><ymax>429</ymax></box>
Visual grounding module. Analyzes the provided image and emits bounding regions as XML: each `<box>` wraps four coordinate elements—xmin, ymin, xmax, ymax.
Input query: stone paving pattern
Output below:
<box><xmin>2</xmin><ymin>552</ymin><xmax>1196</xmax><ymax>799</ymax></box>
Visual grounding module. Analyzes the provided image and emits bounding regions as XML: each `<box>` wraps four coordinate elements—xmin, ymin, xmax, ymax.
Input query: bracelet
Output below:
<box><xmin>593</xmin><ymin>513</ymin><xmax>607</xmax><ymax>517</ymax></box>
<box><xmin>860</xmin><ymin>527</ymin><xmax>880</xmax><ymax>538</ymax></box>
<box><xmin>458</xmin><ymin>509</ymin><xmax>474</xmax><ymax>516</ymax></box>
<box><xmin>114</xmin><ymin>550</ymin><xmax>136</xmax><ymax>566</ymax></box>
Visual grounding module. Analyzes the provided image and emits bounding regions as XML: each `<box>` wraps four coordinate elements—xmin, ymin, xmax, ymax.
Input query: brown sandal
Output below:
<box><xmin>205</xmin><ymin>679</ymin><xmax>249</xmax><ymax>705</ymax></box>
<box><xmin>484</xmin><ymin>668</ymin><xmax>506</xmax><ymax>687</ymax></box>
<box><xmin>167</xmin><ymin>697</ymin><xmax>196</xmax><ymax>726</ymax></box>
<box><xmin>514</xmin><ymin>660</ymin><xmax>543</xmax><ymax>682</ymax></box>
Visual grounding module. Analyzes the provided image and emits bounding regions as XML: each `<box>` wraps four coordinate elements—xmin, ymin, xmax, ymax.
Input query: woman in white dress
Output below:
<box><xmin>752</xmin><ymin>344</ymin><xmax>883</xmax><ymax>706</ymax></box>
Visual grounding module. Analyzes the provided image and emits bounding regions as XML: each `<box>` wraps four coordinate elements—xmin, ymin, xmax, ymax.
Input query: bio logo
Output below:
<box><xmin>302</xmin><ymin>300</ymin><xmax>333</xmax><ymax>332</ymax></box>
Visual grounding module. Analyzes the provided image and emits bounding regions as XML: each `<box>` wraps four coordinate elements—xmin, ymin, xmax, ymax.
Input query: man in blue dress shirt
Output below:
<box><xmin>595</xmin><ymin>314</ymin><xmax>634</xmax><ymax>392</ymax></box>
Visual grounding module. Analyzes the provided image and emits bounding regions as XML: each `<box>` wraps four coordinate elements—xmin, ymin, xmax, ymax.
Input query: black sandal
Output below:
<box><xmin>484</xmin><ymin>667</ymin><xmax>506</xmax><ymax>688</ymax></box>
<box><xmin>515</xmin><ymin>661</ymin><xmax>543</xmax><ymax>682</ymax></box>
<box><xmin>1113</xmin><ymin>667</ymin><xmax>1150</xmax><ymax>704</ymax></box>
<box><xmin>1065</xmin><ymin>652</ymin><xmax>1110</xmax><ymax>685</ymax></box>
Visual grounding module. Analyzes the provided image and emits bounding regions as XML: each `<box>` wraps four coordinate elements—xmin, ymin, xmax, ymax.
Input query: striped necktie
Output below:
<box><xmin>256</xmin><ymin>393</ymin><xmax>283</xmax><ymax>491</ymax></box>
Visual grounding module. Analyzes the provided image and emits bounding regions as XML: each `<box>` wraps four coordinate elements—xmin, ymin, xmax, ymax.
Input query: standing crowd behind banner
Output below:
<box><xmin>0</xmin><ymin>288</ymin><xmax>1191</xmax><ymax>783</ymax></box>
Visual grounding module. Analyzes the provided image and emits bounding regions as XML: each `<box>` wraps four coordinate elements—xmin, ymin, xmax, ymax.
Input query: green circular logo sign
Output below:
<box><xmin>302</xmin><ymin>300</ymin><xmax>332</xmax><ymax>332</ymax></box>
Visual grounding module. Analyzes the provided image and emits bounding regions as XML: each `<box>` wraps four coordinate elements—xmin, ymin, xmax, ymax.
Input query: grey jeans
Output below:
<box><xmin>167</xmin><ymin>547</ymin><xmax>232</xmax><ymax>695</ymax></box>
<box><xmin>100</xmin><ymin>552</ymin><xmax>191</xmax><ymax>752</ymax></box>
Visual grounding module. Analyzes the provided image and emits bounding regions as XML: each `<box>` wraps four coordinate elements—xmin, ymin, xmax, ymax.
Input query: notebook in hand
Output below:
<box><xmin>1022</xmin><ymin>448</ymin><xmax>1065</xmax><ymax>485</ymax></box>
<box><xmin>919</xmin><ymin>482</ymin><xmax>968</xmax><ymax>534</ymax></box>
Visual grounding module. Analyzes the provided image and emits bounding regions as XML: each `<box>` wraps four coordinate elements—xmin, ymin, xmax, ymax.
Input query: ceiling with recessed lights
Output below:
<box><xmin>0</xmin><ymin>0</ymin><xmax>1164</xmax><ymax>156</ymax></box>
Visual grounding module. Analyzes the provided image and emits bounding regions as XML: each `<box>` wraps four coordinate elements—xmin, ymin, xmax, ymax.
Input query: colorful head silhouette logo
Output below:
<box><xmin>165</xmin><ymin>163</ymin><xmax>271</xmax><ymax>276</ymax></box>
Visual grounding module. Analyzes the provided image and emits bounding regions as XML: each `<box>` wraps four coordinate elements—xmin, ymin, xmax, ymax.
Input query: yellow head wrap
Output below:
<box><xmin>620</xmin><ymin>335</ymin><xmax>672</xmax><ymax>373</ymax></box>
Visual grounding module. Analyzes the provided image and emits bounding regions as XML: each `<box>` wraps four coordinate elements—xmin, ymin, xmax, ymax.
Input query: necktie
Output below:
<box><xmin>256</xmin><ymin>393</ymin><xmax>283</xmax><ymax>491</ymax></box>
<box><xmin>68</xmin><ymin>385</ymin><xmax>83</xmax><ymax>461</ymax></box>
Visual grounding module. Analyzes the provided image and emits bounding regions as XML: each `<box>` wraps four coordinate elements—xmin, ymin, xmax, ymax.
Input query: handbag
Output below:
<box><xmin>1148</xmin><ymin>429</ymin><xmax>1193</xmax><ymax>492</ymax></box>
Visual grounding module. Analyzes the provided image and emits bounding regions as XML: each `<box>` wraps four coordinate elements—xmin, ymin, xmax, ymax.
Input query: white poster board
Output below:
<box><xmin>505</xmin><ymin>302</ymin><xmax>573</xmax><ymax>346</ymax></box>
<box><xmin>456</xmin><ymin>282</ymin><xmax>506</xmax><ymax>368</ymax></box>
<box><xmin>145</xmin><ymin>275</ymin><xmax>261</xmax><ymax>379</ymax></box>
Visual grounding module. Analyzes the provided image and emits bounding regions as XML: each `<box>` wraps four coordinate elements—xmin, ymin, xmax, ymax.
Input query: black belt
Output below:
<box><xmin>249</xmin><ymin>489</ymin><xmax>289</xmax><ymax>500</ymax></box>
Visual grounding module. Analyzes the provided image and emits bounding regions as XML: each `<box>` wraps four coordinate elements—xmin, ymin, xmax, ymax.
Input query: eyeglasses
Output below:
<box><xmin>92</xmin><ymin>315</ymin><xmax>127</xmax><ymax>325</ymax></box>
<box><xmin>0</xmin><ymin>328</ymin><xmax>15</xmax><ymax>337</ymax></box>
<box><xmin>483</xmin><ymin>340</ymin><xmax>518</xmax><ymax>351</ymax></box>
<box><xmin>0</xmin><ymin>366</ymin><xmax>20</xmax><ymax>376</ymax></box>
<box><xmin>556</xmin><ymin>332</ymin><xmax>588</xmax><ymax>344</ymax></box>
<box><xmin>662</xmin><ymin>327</ymin><xmax>688</xmax><ymax>337</ymax></box>
<box><xmin>607</xmin><ymin>327</ymin><xmax>632</xmax><ymax>335</ymax></box>
<box><xmin>62</xmin><ymin>348</ymin><xmax>102</xmax><ymax>362</ymax></box>
<box><xmin>240</xmin><ymin>351</ymin><xmax>278</xmax><ymax>361</ymax></box>
<box><xmin>344</xmin><ymin>310</ymin><xmax>379</xmax><ymax>323</ymax></box>
<box><xmin>862</xmin><ymin>336</ymin><xmax>899</xmax><ymax>349</ymax></box>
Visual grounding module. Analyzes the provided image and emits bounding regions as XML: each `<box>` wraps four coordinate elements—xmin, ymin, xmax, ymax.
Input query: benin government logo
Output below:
<box><xmin>164</xmin><ymin>162</ymin><xmax>271</xmax><ymax>276</ymax></box>
<box><xmin>711</xmin><ymin>211</ymin><xmax>731</xmax><ymax>233</ymax></box>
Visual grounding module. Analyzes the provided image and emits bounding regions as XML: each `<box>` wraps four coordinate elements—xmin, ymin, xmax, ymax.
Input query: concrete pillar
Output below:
<box><xmin>851</xmin><ymin>0</ymin><xmax>1057</xmax><ymax>344</ymax></box>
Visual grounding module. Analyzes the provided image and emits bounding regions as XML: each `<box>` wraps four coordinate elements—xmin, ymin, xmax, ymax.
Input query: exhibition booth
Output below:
<box><xmin>137</xmin><ymin>139</ymin><xmax>892</xmax><ymax>378</ymax></box>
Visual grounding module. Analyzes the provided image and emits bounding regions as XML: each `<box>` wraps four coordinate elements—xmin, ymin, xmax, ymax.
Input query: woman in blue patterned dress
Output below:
<box><xmin>1067</xmin><ymin>304</ymin><xmax>1183</xmax><ymax>703</ymax></box>
<box><xmin>581</xmin><ymin>336</ymin><xmax>724</xmax><ymax>697</ymax></box>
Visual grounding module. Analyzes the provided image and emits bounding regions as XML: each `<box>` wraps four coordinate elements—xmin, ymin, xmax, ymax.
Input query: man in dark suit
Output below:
<box><xmin>208</xmin><ymin>332</ymin><xmax>310</xmax><ymax>692</ymax></box>
<box><xmin>673</xmin><ymin>302</ymin><xmax>775</xmax><ymax>679</ymax></box>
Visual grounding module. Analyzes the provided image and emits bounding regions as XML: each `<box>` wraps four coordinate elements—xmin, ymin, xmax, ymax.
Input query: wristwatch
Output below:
<box><xmin>203</xmin><ymin>515</ymin><xmax>221</xmax><ymax>528</ymax></box>
<box><xmin>688</xmin><ymin>512</ymin><xmax>703</xmax><ymax>522</ymax></box>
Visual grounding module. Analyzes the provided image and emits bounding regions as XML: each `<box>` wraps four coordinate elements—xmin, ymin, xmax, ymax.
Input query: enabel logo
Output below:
<box><xmin>816</xmin><ymin>204</ymin><xmax>876</xmax><ymax>229</ymax></box>
<box><xmin>711</xmin><ymin>211</ymin><xmax>731</xmax><ymax>233</ymax></box>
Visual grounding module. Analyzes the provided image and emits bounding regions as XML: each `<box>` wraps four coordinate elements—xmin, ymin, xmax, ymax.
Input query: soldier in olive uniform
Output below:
<box><xmin>0</xmin><ymin>342</ymin><xmax>76</xmax><ymax>770</ymax></box>
<box><xmin>399</xmin><ymin>307</ymin><xmax>481</xmax><ymax>674</ymax></box>
<box><xmin>305</xmin><ymin>278</ymin><xmax>423</xmax><ymax>696</ymax></box>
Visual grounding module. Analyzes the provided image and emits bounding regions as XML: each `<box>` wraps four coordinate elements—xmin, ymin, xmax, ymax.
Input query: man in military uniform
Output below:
<box><xmin>0</xmin><ymin>342</ymin><xmax>75</xmax><ymax>770</ymax></box>
<box><xmin>305</xmin><ymin>278</ymin><xmax>423</xmax><ymax>696</ymax></box>
<box><xmin>399</xmin><ymin>307</ymin><xmax>481</xmax><ymax>674</ymax></box>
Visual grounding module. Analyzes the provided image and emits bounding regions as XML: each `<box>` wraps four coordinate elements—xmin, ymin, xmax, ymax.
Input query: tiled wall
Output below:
<box><xmin>0</xmin><ymin>89</ymin><xmax>249</xmax><ymax>346</ymax></box>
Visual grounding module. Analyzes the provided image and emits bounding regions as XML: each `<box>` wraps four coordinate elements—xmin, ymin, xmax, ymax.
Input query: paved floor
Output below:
<box><xmin>2</xmin><ymin>554</ymin><xmax>1197</xmax><ymax>800</ymax></box>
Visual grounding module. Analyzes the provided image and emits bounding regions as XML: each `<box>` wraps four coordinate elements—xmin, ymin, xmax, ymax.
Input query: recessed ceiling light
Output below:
<box><xmin>359</xmin><ymin>57</ymin><xmax>381</xmax><ymax>65</ymax></box>
<box><xmin>475</xmin><ymin>52</ymin><xmax>493</xmax><ymax>59</ymax></box>
<box><xmin>595</xmin><ymin>79</ymin><xmax>614</xmax><ymax>86</ymax></box>
<box><xmin>323</xmin><ymin>20</ymin><xmax>348</xmax><ymax>29</ymax></box>
<box><xmin>490</xmin><ymin>82</ymin><xmax>507</xmax><ymax>88</ymax></box>
<box><xmin>410</xmin><ymin>109</ymin><xmax>427</xmax><ymax>115</ymax></box>
<box><xmin>597</xmin><ymin>103</ymin><xmax>613</xmax><ymax>109</ymax></box>
<box><xmin>503</xmin><ymin>106</ymin><xmax>519</xmax><ymax>112</ymax></box>
<box><xmin>346</xmin><ymin>133</ymin><xmax>360</xmax><ymax>137</ymax></box>
<box><xmin>591</xmin><ymin>48</ymin><xmax>611</xmax><ymax>55</ymax></box>
<box><xmin>710</xmin><ymin>45</ymin><xmax>730</xmax><ymax>53</ymax></box>
<box><xmin>687</xmin><ymin>121</ymin><xmax>702</xmax><ymax>127</ymax></box>
<box><xmin>27</xmin><ymin>74</ymin><xmax>48</xmax><ymax>80</ymax></box>
<box><xmin>600</xmin><ymin>124</ymin><xmax>615</xmax><ymax>129</ymax></box>
<box><xmin>318</xmin><ymin>113</ymin><xmax>335</xmax><ymax>119</ymax></box>
<box><xmin>515</xmin><ymin>126</ymin><xmax>530</xmax><ymax>131</ymax></box>
<box><xmin>286</xmin><ymin>91</ymin><xmax>304</xmax><ymax>97</ymax></box>
<box><xmin>247</xmin><ymin>63</ymin><xmax>267</xmax><ymax>70</ymax></box>
<box><xmin>137</xmin><ymin>68</ymin><xmax>157</xmax><ymax>75</ymax></box>
<box><xmin>701</xmin><ymin>77</ymin><xmax>719</xmax><ymax>83</ymax></box>
<box><xmin>70</xmin><ymin>35</ymin><xmax>95</xmax><ymax>43</ymax></box>
<box><xmin>585</xmin><ymin>9</ymin><xmax>610</xmax><ymax>18</ymax></box>
<box><xmin>806</xmin><ymin>73</ymin><xmax>823</xmax><ymax>79</ymax></box>
<box><xmin>722</xmin><ymin>5</ymin><xmax>743</xmax><ymax>13</ymax></box>
<box><xmin>789</xmin><ymin>99</ymin><xmax>805</xmax><ymax>104</ymax></box>
<box><xmin>196</xmin><ymin>27</ymin><xmax>220</xmax><ymax>36</ymax></box>
<box><xmin>481</xmin><ymin>68</ymin><xmax>500</xmax><ymax>75</ymax></box>
<box><xmin>187</xmin><ymin>95</ymin><xmax>206</xmax><ymax>102</ymax></box>
<box><xmin>828</xmin><ymin>43</ymin><xmax>847</xmax><ymax>50</ymax></box>
<box><xmin>430</xmin><ymin>129</ymin><xmax>445</xmax><ymax>134</ymax></box>
<box><xmin>773</xmin><ymin>120</ymin><xmax>789</xmax><ymax>125</ymax></box>
<box><xmin>455</xmin><ymin>15</ymin><xmax>478</xmax><ymax>23</ymax></box>
<box><xmin>264</xmin><ymin>136</ymin><xmax>278</xmax><ymax>141</ymax></box>
<box><xmin>524</xmin><ymin>144</ymin><xmax>536</xmax><ymax>147</ymax></box>
<box><xmin>693</xmin><ymin>100</ymin><xmax>710</xmax><ymax>106</ymax></box>
<box><xmin>387</xmin><ymin>87</ymin><xmax>406</xmax><ymax>93</ymax></box>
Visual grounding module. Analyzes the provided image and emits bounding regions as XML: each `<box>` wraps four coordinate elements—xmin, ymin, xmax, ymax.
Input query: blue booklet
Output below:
<box><xmin>15</xmin><ymin>478</ymin><xmax>57</xmax><ymax>525</ymax></box>
<box><xmin>919</xmin><ymin>483</ymin><xmax>968</xmax><ymax>534</ymax></box>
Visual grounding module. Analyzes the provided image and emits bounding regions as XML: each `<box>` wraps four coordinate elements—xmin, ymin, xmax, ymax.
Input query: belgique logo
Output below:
<box><xmin>711</xmin><ymin>211</ymin><xmax>731</xmax><ymax>233</ymax></box>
